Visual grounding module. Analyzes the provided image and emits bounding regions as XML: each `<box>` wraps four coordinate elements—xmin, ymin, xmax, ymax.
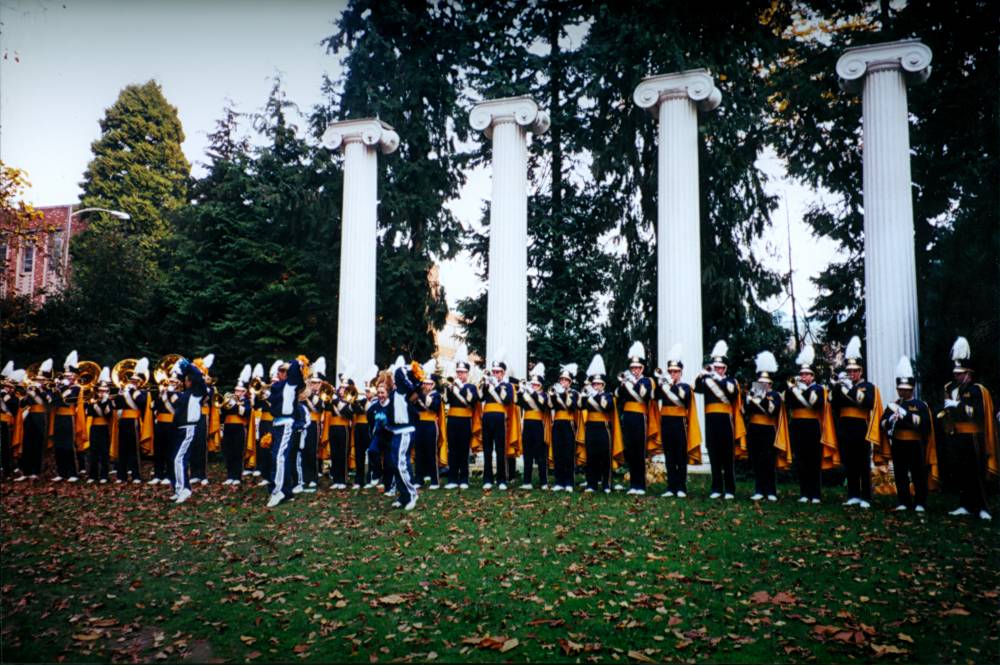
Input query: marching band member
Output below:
<box><xmin>86</xmin><ymin>368</ymin><xmax>115</xmax><ymax>484</ymax></box>
<box><xmin>414</xmin><ymin>359</ymin><xmax>443</xmax><ymax>490</ymax></box>
<box><xmin>243</xmin><ymin>363</ymin><xmax>264</xmax><ymax>478</ymax></box>
<box><xmin>255</xmin><ymin>361</ymin><xmax>281</xmax><ymax>487</ymax></box>
<box><xmin>743</xmin><ymin>351</ymin><xmax>789</xmax><ymax>502</ymax></box>
<box><xmin>113</xmin><ymin>357</ymin><xmax>153</xmax><ymax>484</ymax></box>
<box><xmin>577</xmin><ymin>355</ymin><xmax>621</xmax><ymax>493</ymax></box>
<box><xmin>784</xmin><ymin>345</ymin><xmax>839</xmax><ymax>504</ymax></box>
<box><xmin>518</xmin><ymin>363</ymin><xmax>550</xmax><ymax>490</ymax></box>
<box><xmin>367</xmin><ymin>379</ymin><xmax>392</xmax><ymax>490</ymax></box>
<box><xmin>694</xmin><ymin>341</ymin><xmax>745</xmax><ymax>500</ymax></box>
<box><xmin>299</xmin><ymin>357</ymin><xmax>326</xmax><ymax>493</ymax></box>
<box><xmin>481</xmin><ymin>353</ymin><xmax>517</xmax><ymax>491</ymax></box>
<box><xmin>549</xmin><ymin>363</ymin><xmax>579</xmax><ymax>492</ymax></box>
<box><xmin>153</xmin><ymin>374</ymin><xmax>179</xmax><ymax>487</ymax></box>
<box><xmin>875</xmin><ymin>356</ymin><xmax>937</xmax><ymax>513</ymax></box>
<box><xmin>942</xmin><ymin>337</ymin><xmax>996</xmax><ymax>520</ymax></box>
<box><xmin>50</xmin><ymin>351</ymin><xmax>86</xmax><ymax>482</ymax></box>
<box><xmin>17</xmin><ymin>358</ymin><xmax>52</xmax><ymax>481</ymax></box>
<box><xmin>832</xmin><ymin>337</ymin><xmax>882</xmax><ymax>509</ymax></box>
<box><xmin>655</xmin><ymin>345</ymin><xmax>700</xmax><ymax>498</ymax></box>
<box><xmin>0</xmin><ymin>363</ymin><xmax>21</xmax><ymax>479</ymax></box>
<box><xmin>350</xmin><ymin>366</ymin><xmax>378</xmax><ymax>489</ymax></box>
<box><xmin>220</xmin><ymin>365</ymin><xmax>252</xmax><ymax>485</ymax></box>
<box><xmin>169</xmin><ymin>358</ymin><xmax>207</xmax><ymax>504</ymax></box>
<box><xmin>326</xmin><ymin>364</ymin><xmax>353</xmax><ymax>490</ymax></box>
<box><xmin>443</xmin><ymin>346</ymin><xmax>480</xmax><ymax>490</ymax></box>
<box><xmin>387</xmin><ymin>357</ymin><xmax>420</xmax><ymax>510</ymax></box>
<box><xmin>267</xmin><ymin>357</ymin><xmax>305</xmax><ymax>508</ymax></box>
<box><xmin>190</xmin><ymin>354</ymin><xmax>218</xmax><ymax>486</ymax></box>
<box><xmin>615</xmin><ymin>342</ymin><xmax>657</xmax><ymax>495</ymax></box>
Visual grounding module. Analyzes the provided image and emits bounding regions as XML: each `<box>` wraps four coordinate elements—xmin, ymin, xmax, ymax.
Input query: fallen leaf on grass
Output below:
<box><xmin>500</xmin><ymin>638</ymin><xmax>519</xmax><ymax>653</ymax></box>
<box><xmin>377</xmin><ymin>594</ymin><xmax>407</xmax><ymax>606</ymax></box>
<box><xmin>72</xmin><ymin>631</ymin><xmax>103</xmax><ymax>642</ymax></box>
<box><xmin>292</xmin><ymin>643</ymin><xmax>309</xmax><ymax>654</ymax></box>
<box><xmin>897</xmin><ymin>633</ymin><xmax>913</xmax><ymax>643</ymax></box>
<box><xmin>240</xmin><ymin>635</ymin><xmax>256</xmax><ymax>645</ymax></box>
<box><xmin>628</xmin><ymin>650</ymin><xmax>655</xmax><ymax>662</ymax></box>
<box><xmin>871</xmin><ymin>643</ymin><xmax>909</xmax><ymax>657</ymax></box>
<box><xmin>940</xmin><ymin>607</ymin><xmax>971</xmax><ymax>617</ymax></box>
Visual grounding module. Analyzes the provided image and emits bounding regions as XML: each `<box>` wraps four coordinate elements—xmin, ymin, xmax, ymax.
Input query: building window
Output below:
<box><xmin>48</xmin><ymin>232</ymin><xmax>64</xmax><ymax>275</ymax></box>
<box><xmin>21</xmin><ymin>245</ymin><xmax>34</xmax><ymax>273</ymax></box>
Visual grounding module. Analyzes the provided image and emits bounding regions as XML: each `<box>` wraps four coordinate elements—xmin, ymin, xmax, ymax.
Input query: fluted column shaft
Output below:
<box><xmin>337</xmin><ymin>138</ymin><xmax>379</xmax><ymax>379</ymax></box>
<box><xmin>657</xmin><ymin>93</ymin><xmax>704</xmax><ymax>383</ymax></box>
<box><xmin>862</xmin><ymin>65</ymin><xmax>919</xmax><ymax>396</ymax></box>
<box><xmin>837</xmin><ymin>40</ymin><xmax>932</xmax><ymax>394</ymax></box>
<box><xmin>487</xmin><ymin>119</ymin><xmax>529</xmax><ymax>378</ymax></box>
<box><xmin>470</xmin><ymin>97</ymin><xmax>550</xmax><ymax>379</ymax></box>
<box><xmin>322</xmin><ymin>119</ymin><xmax>400</xmax><ymax>380</ymax></box>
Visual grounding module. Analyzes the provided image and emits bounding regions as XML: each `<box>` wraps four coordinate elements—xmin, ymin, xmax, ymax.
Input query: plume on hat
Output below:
<box><xmin>391</xmin><ymin>355</ymin><xmax>406</xmax><ymax>372</ymax></box>
<box><xmin>64</xmin><ymin>350</ymin><xmax>78</xmax><ymax>370</ymax></box>
<box><xmin>951</xmin><ymin>336</ymin><xmax>970</xmax><ymax>361</ymax></box>
<box><xmin>312</xmin><ymin>356</ymin><xmax>327</xmax><ymax>380</ymax></box>
<box><xmin>238</xmin><ymin>364</ymin><xmax>252</xmax><ymax>385</ymax></box>
<box><xmin>560</xmin><ymin>362</ymin><xmax>578</xmax><ymax>377</ymax></box>
<box><xmin>99</xmin><ymin>366</ymin><xmax>111</xmax><ymax>383</ymax></box>
<box><xmin>9</xmin><ymin>369</ymin><xmax>26</xmax><ymax>383</ymax></box>
<box><xmin>362</xmin><ymin>363</ymin><xmax>379</xmax><ymax>385</ymax></box>
<box><xmin>134</xmin><ymin>357</ymin><xmax>150</xmax><ymax>377</ymax></box>
<box><xmin>1</xmin><ymin>361</ymin><xmax>13</xmax><ymax>378</ymax></box>
<box><xmin>252</xmin><ymin>363</ymin><xmax>264</xmax><ymax>379</ymax></box>
<box><xmin>627</xmin><ymin>341</ymin><xmax>645</xmax><ymax>360</ymax></box>
<box><xmin>202</xmin><ymin>353</ymin><xmax>215</xmax><ymax>369</ymax></box>
<box><xmin>845</xmin><ymin>335</ymin><xmax>862</xmax><ymax>359</ymax></box>
<box><xmin>895</xmin><ymin>355</ymin><xmax>914</xmax><ymax>379</ymax></box>
<box><xmin>491</xmin><ymin>348</ymin><xmax>507</xmax><ymax>366</ymax></box>
<box><xmin>666</xmin><ymin>344</ymin><xmax>683</xmax><ymax>362</ymax></box>
<box><xmin>585</xmin><ymin>354</ymin><xmax>606</xmax><ymax>378</ymax></box>
<box><xmin>422</xmin><ymin>358</ymin><xmax>437</xmax><ymax>378</ymax></box>
<box><xmin>40</xmin><ymin>358</ymin><xmax>53</xmax><ymax>373</ymax></box>
<box><xmin>269</xmin><ymin>360</ymin><xmax>284</xmax><ymax>379</ymax></box>
<box><xmin>796</xmin><ymin>344</ymin><xmax>815</xmax><ymax>367</ymax></box>
<box><xmin>755</xmin><ymin>351</ymin><xmax>778</xmax><ymax>374</ymax></box>
<box><xmin>710</xmin><ymin>340</ymin><xmax>728</xmax><ymax>358</ymax></box>
<box><xmin>531</xmin><ymin>362</ymin><xmax>546</xmax><ymax>381</ymax></box>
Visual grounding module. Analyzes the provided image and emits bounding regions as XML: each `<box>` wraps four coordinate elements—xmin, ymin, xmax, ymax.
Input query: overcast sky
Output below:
<box><xmin>1</xmin><ymin>0</ymin><xmax>842</xmax><ymax>332</ymax></box>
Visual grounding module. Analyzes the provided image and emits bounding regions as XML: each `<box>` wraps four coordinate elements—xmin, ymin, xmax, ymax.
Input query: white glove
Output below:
<box><xmin>944</xmin><ymin>399</ymin><xmax>959</xmax><ymax>409</ymax></box>
<box><xmin>796</xmin><ymin>381</ymin><xmax>807</xmax><ymax>392</ymax></box>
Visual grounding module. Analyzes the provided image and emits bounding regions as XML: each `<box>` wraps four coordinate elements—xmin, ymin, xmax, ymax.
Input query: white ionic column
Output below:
<box><xmin>634</xmin><ymin>70</ymin><xmax>721</xmax><ymax>388</ymax></box>
<box><xmin>837</xmin><ymin>40</ymin><xmax>932</xmax><ymax>395</ymax></box>
<box><xmin>322</xmin><ymin>119</ymin><xmax>400</xmax><ymax>380</ymax></box>
<box><xmin>469</xmin><ymin>97</ymin><xmax>550</xmax><ymax>379</ymax></box>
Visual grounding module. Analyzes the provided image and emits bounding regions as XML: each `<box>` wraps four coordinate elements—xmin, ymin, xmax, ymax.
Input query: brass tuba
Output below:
<box><xmin>112</xmin><ymin>358</ymin><xmax>139</xmax><ymax>389</ymax></box>
<box><xmin>319</xmin><ymin>381</ymin><xmax>337</xmax><ymax>404</ymax></box>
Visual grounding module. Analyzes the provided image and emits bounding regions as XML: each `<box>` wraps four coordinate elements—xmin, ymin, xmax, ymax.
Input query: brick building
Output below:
<box><xmin>0</xmin><ymin>204</ymin><xmax>87</xmax><ymax>306</ymax></box>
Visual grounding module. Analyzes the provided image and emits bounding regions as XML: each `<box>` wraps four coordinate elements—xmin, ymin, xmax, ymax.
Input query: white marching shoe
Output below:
<box><xmin>404</xmin><ymin>497</ymin><xmax>418</xmax><ymax>511</ymax></box>
<box><xmin>750</xmin><ymin>493</ymin><xmax>763</xmax><ymax>501</ymax></box>
<box><xmin>724</xmin><ymin>493</ymin><xmax>734</xmax><ymax>500</ymax></box>
<box><xmin>914</xmin><ymin>505</ymin><xmax>925</xmax><ymax>513</ymax></box>
<box><xmin>843</xmin><ymin>497</ymin><xmax>861</xmax><ymax>506</ymax></box>
<box><xmin>498</xmin><ymin>483</ymin><xmax>508</xmax><ymax>491</ymax></box>
<box><xmin>520</xmin><ymin>484</ymin><xmax>533</xmax><ymax>490</ymax></box>
<box><xmin>661</xmin><ymin>490</ymin><xmax>675</xmax><ymax>498</ymax></box>
<box><xmin>391</xmin><ymin>501</ymin><xmax>402</xmax><ymax>508</ymax></box>
<box><xmin>709</xmin><ymin>492</ymin><xmax>722</xmax><ymax>500</ymax></box>
<box><xmin>949</xmin><ymin>507</ymin><xmax>970</xmax><ymax>516</ymax></box>
<box><xmin>482</xmin><ymin>483</ymin><xmax>493</xmax><ymax>491</ymax></box>
<box><xmin>894</xmin><ymin>505</ymin><xmax>908</xmax><ymax>512</ymax></box>
<box><xmin>797</xmin><ymin>496</ymin><xmax>809</xmax><ymax>504</ymax></box>
<box><xmin>766</xmin><ymin>495</ymin><xmax>777</xmax><ymax>502</ymax></box>
<box><xmin>459</xmin><ymin>483</ymin><xmax>469</xmax><ymax>490</ymax></box>
<box><xmin>811</xmin><ymin>498</ymin><xmax>821</xmax><ymax>505</ymax></box>
<box><xmin>174</xmin><ymin>488</ymin><xmax>192</xmax><ymax>504</ymax></box>
<box><xmin>266</xmin><ymin>492</ymin><xmax>285</xmax><ymax>508</ymax></box>
<box><xmin>979</xmin><ymin>510</ymin><xmax>992</xmax><ymax>521</ymax></box>
<box><xmin>858</xmin><ymin>500</ymin><xmax>870</xmax><ymax>509</ymax></box>
<box><xmin>676</xmin><ymin>491</ymin><xmax>686</xmax><ymax>498</ymax></box>
<box><xmin>445</xmin><ymin>483</ymin><xmax>458</xmax><ymax>490</ymax></box>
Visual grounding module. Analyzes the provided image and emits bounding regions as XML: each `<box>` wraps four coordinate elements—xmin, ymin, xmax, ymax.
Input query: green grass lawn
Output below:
<box><xmin>2</xmin><ymin>471</ymin><xmax>998</xmax><ymax>663</ymax></box>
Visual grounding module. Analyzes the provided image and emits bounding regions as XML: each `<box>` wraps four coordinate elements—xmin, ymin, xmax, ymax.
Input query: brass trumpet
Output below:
<box><xmin>319</xmin><ymin>381</ymin><xmax>337</xmax><ymax>404</ymax></box>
